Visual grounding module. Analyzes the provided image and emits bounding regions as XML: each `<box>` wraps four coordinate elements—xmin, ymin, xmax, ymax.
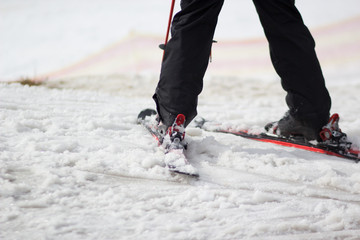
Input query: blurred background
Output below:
<box><xmin>1</xmin><ymin>0</ymin><xmax>360</xmax><ymax>84</ymax></box>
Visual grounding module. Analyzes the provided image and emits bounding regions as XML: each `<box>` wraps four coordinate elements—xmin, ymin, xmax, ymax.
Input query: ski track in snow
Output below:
<box><xmin>1</xmin><ymin>81</ymin><xmax>360</xmax><ymax>239</ymax></box>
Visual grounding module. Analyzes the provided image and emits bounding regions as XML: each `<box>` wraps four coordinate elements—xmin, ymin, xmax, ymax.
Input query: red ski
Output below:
<box><xmin>194</xmin><ymin>115</ymin><xmax>360</xmax><ymax>163</ymax></box>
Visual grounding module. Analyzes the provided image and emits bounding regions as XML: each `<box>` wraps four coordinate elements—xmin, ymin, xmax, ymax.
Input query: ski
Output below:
<box><xmin>137</xmin><ymin>109</ymin><xmax>199</xmax><ymax>177</ymax></box>
<box><xmin>194</xmin><ymin>116</ymin><xmax>360</xmax><ymax>163</ymax></box>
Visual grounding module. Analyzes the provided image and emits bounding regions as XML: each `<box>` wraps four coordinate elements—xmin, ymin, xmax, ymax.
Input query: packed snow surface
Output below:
<box><xmin>1</xmin><ymin>0</ymin><xmax>360</xmax><ymax>239</ymax></box>
<box><xmin>1</xmin><ymin>79</ymin><xmax>360</xmax><ymax>239</ymax></box>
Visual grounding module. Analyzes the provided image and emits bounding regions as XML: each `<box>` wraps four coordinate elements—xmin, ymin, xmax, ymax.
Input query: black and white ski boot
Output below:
<box><xmin>265</xmin><ymin>111</ymin><xmax>327</xmax><ymax>141</ymax></box>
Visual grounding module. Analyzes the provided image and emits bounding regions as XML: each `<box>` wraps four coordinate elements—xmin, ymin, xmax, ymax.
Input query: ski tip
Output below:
<box><xmin>137</xmin><ymin>108</ymin><xmax>157</xmax><ymax>122</ymax></box>
<box><xmin>165</xmin><ymin>151</ymin><xmax>199</xmax><ymax>177</ymax></box>
<box><xmin>170</xmin><ymin>168</ymin><xmax>199</xmax><ymax>178</ymax></box>
<box><xmin>169</xmin><ymin>163</ymin><xmax>199</xmax><ymax>177</ymax></box>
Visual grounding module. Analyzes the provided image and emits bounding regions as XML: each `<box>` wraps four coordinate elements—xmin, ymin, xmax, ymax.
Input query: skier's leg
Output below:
<box><xmin>153</xmin><ymin>0</ymin><xmax>224</xmax><ymax>127</ymax></box>
<box><xmin>252</xmin><ymin>0</ymin><xmax>331</xmax><ymax>131</ymax></box>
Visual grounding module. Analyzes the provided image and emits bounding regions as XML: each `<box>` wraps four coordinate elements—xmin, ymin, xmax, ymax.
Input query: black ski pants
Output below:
<box><xmin>153</xmin><ymin>0</ymin><xmax>331</xmax><ymax>128</ymax></box>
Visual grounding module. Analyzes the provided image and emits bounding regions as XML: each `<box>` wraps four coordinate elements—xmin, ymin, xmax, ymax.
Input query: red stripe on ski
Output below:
<box><xmin>219</xmin><ymin>129</ymin><xmax>359</xmax><ymax>162</ymax></box>
<box><xmin>150</xmin><ymin>132</ymin><xmax>162</xmax><ymax>146</ymax></box>
<box><xmin>254</xmin><ymin>137</ymin><xmax>348</xmax><ymax>158</ymax></box>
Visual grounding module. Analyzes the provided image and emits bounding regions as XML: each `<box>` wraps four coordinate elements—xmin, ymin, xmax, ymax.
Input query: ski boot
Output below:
<box><xmin>265</xmin><ymin>111</ymin><xmax>325</xmax><ymax>141</ymax></box>
<box><xmin>137</xmin><ymin>108</ymin><xmax>186</xmax><ymax>148</ymax></box>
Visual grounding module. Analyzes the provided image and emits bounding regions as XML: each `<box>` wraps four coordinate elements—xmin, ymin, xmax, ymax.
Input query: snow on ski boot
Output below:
<box><xmin>137</xmin><ymin>108</ymin><xmax>187</xmax><ymax>149</ymax></box>
<box><xmin>138</xmin><ymin>109</ymin><xmax>198</xmax><ymax>176</ymax></box>
<box><xmin>163</xmin><ymin>114</ymin><xmax>198</xmax><ymax>176</ymax></box>
<box><xmin>318</xmin><ymin>113</ymin><xmax>352</xmax><ymax>152</ymax></box>
<box><xmin>265</xmin><ymin>111</ymin><xmax>323</xmax><ymax>141</ymax></box>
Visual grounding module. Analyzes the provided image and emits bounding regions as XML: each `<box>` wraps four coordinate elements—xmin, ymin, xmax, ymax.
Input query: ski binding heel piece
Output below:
<box><xmin>319</xmin><ymin>113</ymin><xmax>352</xmax><ymax>151</ymax></box>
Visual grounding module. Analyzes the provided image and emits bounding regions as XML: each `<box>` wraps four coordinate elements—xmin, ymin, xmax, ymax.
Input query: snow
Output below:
<box><xmin>1</xmin><ymin>0</ymin><xmax>360</xmax><ymax>239</ymax></box>
<box><xmin>2</xmin><ymin>80</ymin><xmax>360</xmax><ymax>239</ymax></box>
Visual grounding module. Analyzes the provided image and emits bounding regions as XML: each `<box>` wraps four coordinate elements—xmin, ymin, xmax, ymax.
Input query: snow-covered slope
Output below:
<box><xmin>1</xmin><ymin>0</ymin><xmax>360</xmax><ymax>239</ymax></box>
<box><xmin>1</xmin><ymin>78</ymin><xmax>360</xmax><ymax>239</ymax></box>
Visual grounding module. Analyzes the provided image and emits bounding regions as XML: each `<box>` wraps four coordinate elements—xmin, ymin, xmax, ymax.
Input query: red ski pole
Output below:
<box><xmin>162</xmin><ymin>0</ymin><xmax>176</xmax><ymax>61</ymax></box>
